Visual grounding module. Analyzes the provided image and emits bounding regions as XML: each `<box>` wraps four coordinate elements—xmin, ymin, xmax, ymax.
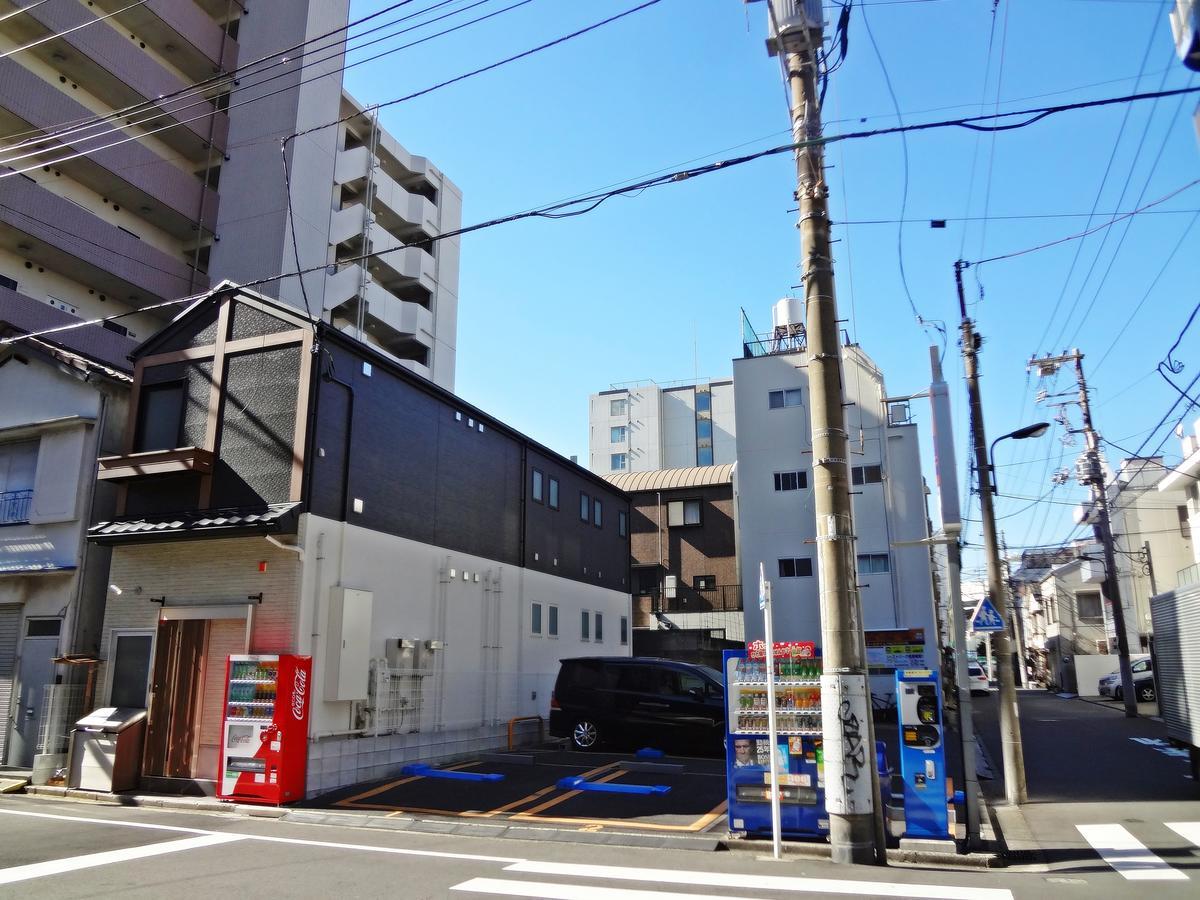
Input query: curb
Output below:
<box><xmin>24</xmin><ymin>785</ymin><xmax>286</xmax><ymax>818</ymax></box>
<box><xmin>725</xmin><ymin>836</ymin><xmax>1001</xmax><ymax>869</ymax></box>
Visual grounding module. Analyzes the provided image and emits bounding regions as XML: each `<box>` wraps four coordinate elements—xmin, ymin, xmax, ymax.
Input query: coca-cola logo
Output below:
<box><xmin>292</xmin><ymin>668</ymin><xmax>307</xmax><ymax>721</ymax></box>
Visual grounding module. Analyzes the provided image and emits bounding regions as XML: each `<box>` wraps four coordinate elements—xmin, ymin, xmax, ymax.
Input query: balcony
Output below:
<box><xmin>645</xmin><ymin>584</ymin><xmax>743</xmax><ymax>614</ymax></box>
<box><xmin>0</xmin><ymin>489</ymin><xmax>33</xmax><ymax>525</ymax></box>
<box><xmin>335</xmin><ymin>147</ymin><xmax>439</xmax><ymax>237</ymax></box>
<box><xmin>0</xmin><ymin>171</ymin><xmax>207</xmax><ymax>304</ymax></box>
<box><xmin>1178</xmin><ymin>561</ymin><xmax>1200</xmax><ymax>588</ymax></box>
<box><xmin>88</xmin><ymin>0</ymin><xmax>239</xmax><ymax>80</ymax></box>
<box><xmin>0</xmin><ymin>59</ymin><xmax>219</xmax><ymax>237</ymax></box>
<box><xmin>97</xmin><ymin>447</ymin><xmax>214</xmax><ymax>481</ymax></box>
<box><xmin>0</xmin><ymin>0</ymin><xmax>228</xmax><ymax>161</ymax></box>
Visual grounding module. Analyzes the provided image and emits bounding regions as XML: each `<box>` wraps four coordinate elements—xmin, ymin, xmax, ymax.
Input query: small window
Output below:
<box><xmin>593</xmin><ymin>499</ymin><xmax>603</xmax><ymax>528</ymax></box>
<box><xmin>768</xmin><ymin>388</ymin><xmax>803</xmax><ymax>409</ymax></box>
<box><xmin>695</xmin><ymin>391</ymin><xmax>711</xmax><ymax>413</ymax></box>
<box><xmin>857</xmin><ymin>553</ymin><xmax>890</xmax><ymax>575</ymax></box>
<box><xmin>696</xmin><ymin>419</ymin><xmax>712</xmax><ymax>439</ymax></box>
<box><xmin>620</xmin><ymin>615</ymin><xmax>629</xmax><ymax>645</ymax></box>
<box><xmin>778</xmin><ymin>557</ymin><xmax>814</xmax><ymax>578</ymax></box>
<box><xmin>134</xmin><ymin>382</ymin><xmax>185</xmax><ymax>452</ymax></box>
<box><xmin>548</xmin><ymin>477</ymin><xmax>560</xmax><ymax>510</ymax></box>
<box><xmin>1179</xmin><ymin>505</ymin><xmax>1191</xmax><ymax>540</ymax></box>
<box><xmin>697</xmin><ymin>446</ymin><xmax>713</xmax><ymax>466</ymax></box>
<box><xmin>610</xmin><ymin>398</ymin><xmax>627</xmax><ymax>416</ymax></box>
<box><xmin>548</xmin><ymin>604</ymin><xmax>559</xmax><ymax>637</ymax></box>
<box><xmin>109</xmin><ymin>633</ymin><xmax>153</xmax><ymax>708</ymax></box>
<box><xmin>667</xmin><ymin>499</ymin><xmax>701</xmax><ymax>527</ymax></box>
<box><xmin>531</xmin><ymin>602</ymin><xmax>543</xmax><ymax>635</ymax></box>
<box><xmin>851</xmin><ymin>465</ymin><xmax>883</xmax><ymax>486</ymax></box>
<box><xmin>595</xmin><ymin>613</ymin><xmax>604</xmax><ymax>643</ymax></box>
<box><xmin>531</xmin><ymin>468</ymin><xmax>544</xmax><ymax>504</ymax></box>
<box><xmin>0</xmin><ymin>273</ymin><xmax>17</xmax><ymax>291</ymax></box>
<box><xmin>610</xmin><ymin>425</ymin><xmax>627</xmax><ymax>443</ymax></box>
<box><xmin>773</xmin><ymin>470</ymin><xmax>808</xmax><ymax>491</ymax></box>
<box><xmin>26</xmin><ymin>618</ymin><xmax>62</xmax><ymax>637</ymax></box>
<box><xmin>693</xmin><ymin>575</ymin><xmax>716</xmax><ymax>590</ymax></box>
<box><xmin>1077</xmin><ymin>591</ymin><xmax>1102</xmax><ymax>621</ymax></box>
<box><xmin>580</xmin><ymin>492</ymin><xmax>590</xmax><ymax>521</ymax></box>
<box><xmin>611</xmin><ymin>453</ymin><xmax>627</xmax><ymax>471</ymax></box>
<box><xmin>618</xmin><ymin>510</ymin><xmax>628</xmax><ymax>538</ymax></box>
<box><xmin>581</xmin><ymin>610</ymin><xmax>590</xmax><ymax>641</ymax></box>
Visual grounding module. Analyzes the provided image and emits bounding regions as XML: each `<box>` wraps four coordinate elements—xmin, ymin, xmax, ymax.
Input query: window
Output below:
<box><xmin>109</xmin><ymin>632</ymin><xmax>153</xmax><ymax>708</ymax></box>
<box><xmin>610</xmin><ymin>397</ymin><xmax>627</xmax><ymax>416</ymax></box>
<box><xmin>773</xmin><ymin>470</ymin><xmax>808</xmax><ymax>491</ymax></box>
<box><xmin>531</xmin><ymin>468</ymin><xmax>544</xmax><ymax>503</ymax></box>
<box><xmin>618</xmin><ymin>510</ymin><xmax>628</xmax><ymax>538</ymax></box>
<box><xmin>1179</xmin><ymin>505</ymin><xmax>1191</xmax><ymax>540</ymax></box>
<box><xmin>26</xmin><ymin>618</ymin><xmax>61</xmax><ymax>637</ymax></box>
<box><xmin>595</xmin><ymin>613</ymin><xmax>604</xmax><ymax>642</ymax></box>
<box><xmin>620</xmin><ymin>615</ymin><xmax>629</xmax><ymax>645</ymax></box>
<box><xmin>778</xmin><ymin>557</ymin><xmax>814</xmax><ymax>578</ymax></box>
<box><xmin>697</xmin><ymin>446</ymin><xmax>713</xmax><ymax>466</ymax></box>
<box><xmin>593</xmin><ymin>499</ymin><xmax>603</xmax><ymax>528</ymax></box>
<box><xmin>581</xmin><ymin>610</ymin><xmax>590</xmax><ymax>641</ymax></box>
<box><xmin>1132</xmin><ymin>659</ymin><xmax>1151</xmax><ymax>674</ymax></box>
<box><xmin>531</xmin><ymin>602</ymin><xmax>543</xmax><ymax>635</ymax></box>
<box><xmin>667</xmin><ymin>499</ymin><xmax>701</xmax><ymax>527</ymax></box>
<box><xmin>548</xmin><ymin>604</ymin><xmax>559</xmax><ymax>637</ymax></box>
<box><xmin>851</xmin><ymin>465</ymin><xmax>883</xmax><ymax>485</ymax></box>
<box><xmin>548</xmin><ymin>477</ymin><xmax>559</xmax><ymax>510</ymax></box>
<box><xmin>695</xmin><ymin>391</ymin><xmax>711</xmax><ymax>413</ymax></box>
<box><xmin>857</xmin><ymin>553</ymin><xmax>890</xmax><ymax>575</ymax></box>
<box><xmin>134</xmin><ymin>382</ymin><xmax>185</xmax><ymax>452</ymax></box>
<box><xmin>1077</xmin><ymin>590</ymin><xmax>1103</xmax><ymax>622</ymax></box>
<box><xmin>580</xmin><ymin>492</ymin><xmax>590</xmax><ymax>521</ymax></box>
<box><xmin>0</xmin><ymin>440</ymin><xmax>37</xmax><ymax>524</ymax></box>
<box><xmin>696</xmin><ymin>419</ymin><xmax>712</xmax><ymax>440</ymax></box>
<box><xmin>0</xmin><ymin>273</ymin><xmax>17</xmax><ymax>291</ymax></box>
<box><xmin>693</xmin><ymin>575</ymin><xmax>716</xmax><ymax>590</ymax></box>
<box><xmin>610</xmin><ymin>453</ymin><xmax>627</xmax><ymax>471</ymax></box>
<box><xmin>610</xmin><ymin>425</ymin><xmax>627</xmax><ymax>443</ymax></box>
<box><xmin>768</xmin><ymin>388</ymin><xmax>803</xmax><ymax>409</ymax></box>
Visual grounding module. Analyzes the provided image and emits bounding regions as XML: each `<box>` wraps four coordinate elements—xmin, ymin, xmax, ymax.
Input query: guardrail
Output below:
<box><xmin>0</xmin><ymin>489</ymin><xmax>32</xmax><ymax>524</ymax></box>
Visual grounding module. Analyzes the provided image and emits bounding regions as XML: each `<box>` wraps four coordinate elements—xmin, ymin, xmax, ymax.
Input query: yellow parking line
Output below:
<box><xmin>334</xmin><ymin>761</ymin><xmax>479</xmax><ymax>807</ymax></box>
<box><xmin>511</xmin><ymin>769</ymin><xmax>626</xmax><ymax>818</ymax></box>
<box><xmin>516</xmin><ymin>800</ymin><xmax>729</xmax><ymax>833</ymax></box>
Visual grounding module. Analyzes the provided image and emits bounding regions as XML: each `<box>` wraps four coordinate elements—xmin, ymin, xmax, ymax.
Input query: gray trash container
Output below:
<box><xmin>68</xmin><ymin>707</ymin><xmax>147</xmax><ymax>793</ymax></box>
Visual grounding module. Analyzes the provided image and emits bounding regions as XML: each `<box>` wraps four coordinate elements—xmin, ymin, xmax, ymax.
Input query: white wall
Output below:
<box><xmin>661</xmin><ymin>386</ymin><xmax>697</xmax><ymax>469</ymax></box>
<box><xmin>710</xmin><ymin>381</ymin><xmax>737</xmax><ymax>465</ymax></box>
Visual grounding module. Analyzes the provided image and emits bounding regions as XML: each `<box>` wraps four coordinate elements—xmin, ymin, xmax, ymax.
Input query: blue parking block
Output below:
<box><xmin>556</xmin><ymin>775</ymin><xmax>670</xmax><ymax>795</ymax></box>
<box><xmin>635</xmin><ymin>747</ymin><xmax>665</xmax><ymax>759</ymax></box>
<box><xmin>400</xmin><ymin>763</ymin><xmax>505</xmax><ymax>782</ymax></box>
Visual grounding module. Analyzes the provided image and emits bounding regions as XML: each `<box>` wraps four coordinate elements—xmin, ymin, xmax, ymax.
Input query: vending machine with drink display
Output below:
<box><xmin>218</xmin><ymin>654</ymin><xmax>312</xmax><ymax>805</ymax></box>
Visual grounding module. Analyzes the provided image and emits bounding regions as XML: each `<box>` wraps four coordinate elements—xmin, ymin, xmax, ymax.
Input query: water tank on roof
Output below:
<box><xmin>772</xmin><ymin>298</ymin><xmax>803</xmax><ymax>330</ymax></box>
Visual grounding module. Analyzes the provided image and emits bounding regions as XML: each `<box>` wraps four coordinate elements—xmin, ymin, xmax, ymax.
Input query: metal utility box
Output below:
<box><xmin>68</xmin><ymin>707</ymin><xmax>147</xmax><ymax>793</ymax></box>
<box><xmin>1150</xmin><ymin>583</ymin><xmax>1200</xmax><ymax>778</ymax></box>
<box><xmin>325</xmin><ymin>587</ymin><xmax>373</xmax><ymax>701</ymax></box>
<box><xmin>895</xmin><ymin>669</ymin><xmax>950</xmax><ymax>839</ymax></box>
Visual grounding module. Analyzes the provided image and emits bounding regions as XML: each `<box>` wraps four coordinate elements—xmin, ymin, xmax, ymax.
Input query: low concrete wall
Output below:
<box><xmin>1073</xmin><ymin>654</ymin><xmax>1119</xmax><ymax>695</ymax></box>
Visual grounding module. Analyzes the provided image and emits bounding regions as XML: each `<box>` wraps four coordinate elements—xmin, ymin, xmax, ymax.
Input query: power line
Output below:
<box><xmin>0</xmin><ymin>0</ymin><xmax>148</xmax><ymax>62</ymax></box>
<box><xmin>0</xmin><ymin>1</ymin><xmax>54</xmax><ymax>25</ymax></box>
<box><xmin>836</xmin><ymin>208</ymin><xmax>1200</xmax><ymax>225</ymax></box>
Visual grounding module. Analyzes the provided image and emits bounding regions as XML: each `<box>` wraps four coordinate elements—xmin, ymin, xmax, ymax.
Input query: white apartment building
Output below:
<box><xmin>589</xmin><ymin>379</ymin><xmax>736</xmax><ymax>474</ymax></box>
<box><xmin>732</xmin><ymin>303</ymin><xmax>938</xmax><ymax>703</ymax></box>
<box><xmin>1158</xmin><ymin>418</ymin><xmax>1200</xmax><ymax>585</ymax></box>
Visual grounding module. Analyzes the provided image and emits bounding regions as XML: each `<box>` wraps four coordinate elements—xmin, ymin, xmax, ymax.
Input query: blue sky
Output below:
<box><xmin>344</xmin><ymin>0</ymin><xmax>1199</xmax><ymax>581</ymax></box>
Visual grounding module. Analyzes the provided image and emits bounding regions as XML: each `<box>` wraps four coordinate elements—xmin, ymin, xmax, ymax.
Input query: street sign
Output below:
<box><xmin>758</xmin><ymin>562</ymin><xmax>769</xmax><ymax>611</ymax></box>
<box><xmin>970</xmin><ymin>597</ymin><xmax>1005</xmax><ymax>632</ymax></box>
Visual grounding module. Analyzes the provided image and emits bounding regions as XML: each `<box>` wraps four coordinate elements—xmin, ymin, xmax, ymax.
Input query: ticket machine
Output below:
<box><xmin>895</xmin><ymin>668</ymin><xmax>949</xmax><ymax>839</ymax></box>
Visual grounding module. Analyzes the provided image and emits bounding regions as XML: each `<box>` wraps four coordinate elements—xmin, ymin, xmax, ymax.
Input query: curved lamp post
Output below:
<box><xmin>989</xmin><ymin>422</ymin><xmax>1050</xmax><ymax>494</ymax></box>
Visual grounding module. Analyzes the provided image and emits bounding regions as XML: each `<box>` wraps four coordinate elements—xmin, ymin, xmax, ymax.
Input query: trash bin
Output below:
<box><xmin>67</xmin><ymin>707</ymin><xmax>147</xmax><ymax>793</ymax></box>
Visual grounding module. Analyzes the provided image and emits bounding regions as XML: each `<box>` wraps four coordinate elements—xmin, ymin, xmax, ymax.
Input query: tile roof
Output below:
<box><xmin>90</xmin><ymin>503</ymin><xmax>301</xmax><ymax>542</ymax></box>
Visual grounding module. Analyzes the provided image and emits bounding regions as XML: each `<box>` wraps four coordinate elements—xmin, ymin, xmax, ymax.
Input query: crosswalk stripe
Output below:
<box><xmin>0</xmin><ymin>833</ymin><xmax>244</xmax><ymax>885</ymax></box>
<box><xmin>452</xmin><ymin>879</ymin><xmax>755</xmax><ymax>900</ymax></box>
<box><xmin>1076</xmin><ymin>824</ymin><xmax>1188</xmax><ymax>881</ymax></box>
<box><xmin>502</xmin><ymin>861</ymin><xmax>1014</xmax><ymax>900</ymax></box>
<box><xmin>1164</xmin><ymin>822</ymin><xmax>1200</xmax><ymax>848</ymax></box>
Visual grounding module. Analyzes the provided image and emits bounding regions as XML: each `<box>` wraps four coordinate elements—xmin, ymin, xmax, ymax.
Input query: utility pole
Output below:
<box><xmin>765</xmin><ymin>2</ymin><xmax>883</xmax><ymax>864</ymax></box>
<box><xmin>955</xmin><ymin>260</ymin><xmax>1028</xmax><ymax>805</ymax></box>
<box><xmin>1030</xmin><ymin>350</ymin><xmax>1138</xmax><ymax>717</ymax></box>
<box><xmin>1000</xmin><ymin>533</ymin><xmax>1029</xmax><ymax>688</ymax></box>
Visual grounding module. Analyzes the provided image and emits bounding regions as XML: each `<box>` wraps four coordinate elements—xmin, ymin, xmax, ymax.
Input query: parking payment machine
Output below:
<box><xmin>895</xmin><ymin>669</ymin><xmax>949</xmax><ymax>839</ymax></box>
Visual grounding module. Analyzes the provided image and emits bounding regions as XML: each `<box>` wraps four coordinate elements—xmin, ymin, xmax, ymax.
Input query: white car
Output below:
<box><xmin>1098</xmin><ymin>655</ymin><xmax>1155</xmax><ymax>701</ymax></box>
<box><xmin>967</xmin><ymin>664</ymin><xmax>990</xmax><ymax>696</ymax></box>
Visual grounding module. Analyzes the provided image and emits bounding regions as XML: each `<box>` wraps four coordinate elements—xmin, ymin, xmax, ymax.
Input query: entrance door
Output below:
<box><xmin>9</xmin><ymin>618</ymin><xmax>62</xmax><ymax>767</ymax></box>
<box><xmin>143</xmin><ymin>619</ymin><xmax>207</xmax><ymax>779</ymax></box>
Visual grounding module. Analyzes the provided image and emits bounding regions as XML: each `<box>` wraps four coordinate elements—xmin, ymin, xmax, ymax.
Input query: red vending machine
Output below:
<box><xmin>218</xmin><ymin>654</ymin><xmax>312</xmax><ymax>805</ymax></box>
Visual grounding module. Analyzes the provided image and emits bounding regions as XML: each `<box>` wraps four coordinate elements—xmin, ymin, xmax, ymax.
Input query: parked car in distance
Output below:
<box><xmin>967</xmin><ymin>664</ymin><xmax>990</xmax><ymax>696</ymax></box>
<box><xmin>1098</xmin><ymin>655</ymin><xmax>1155</xmax><ymax>702</ymax></box>
<box><xmin>549</xmin><ymin>657</ymin><xmax>726</xmax><ymax>755</ymax></box>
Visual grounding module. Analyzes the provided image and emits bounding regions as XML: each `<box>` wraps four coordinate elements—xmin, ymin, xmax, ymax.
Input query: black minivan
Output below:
<box><xmin>549</xmin><ymin>657</ymin><xmax>726</xmax><ymax>755</ymax></box>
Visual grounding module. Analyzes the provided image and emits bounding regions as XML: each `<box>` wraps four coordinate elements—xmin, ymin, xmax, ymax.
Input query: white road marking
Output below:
<box><xmin>1076</xmin><ymin>824</ymin><xmax>1188</xmax><ymax>881</ymax></box>
<box><xmin>503</xmin><ymin>861</ymin><xmax>1014</xmax><ymax>900</ymax></box>
<box><xmin>453</xmin><ymin>879</ymin><xmax>769</xmax><ymax>900</ymax></box>
<box><xmin>1165</xmin><ymin>822</ymin><xmax>1200</xmax><ymax>848</ymax></box>
<box><xmin>0</xmin><ymin>807</ymin><xmax>213</xmax><ymax>834</ymax></box>
<box><xmin>0</xmin><ymin>833</ymin><xmax>243</xmax><ymax>885</ymax></box>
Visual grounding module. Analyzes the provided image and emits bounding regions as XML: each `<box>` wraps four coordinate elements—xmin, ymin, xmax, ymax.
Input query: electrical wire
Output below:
<box><xmin>0</xmin><ymin>0</ymin><xmax>148</xmax><ymax>62</ymax></box>
<box><xmin>0</xmin><ymin>0</ymin><xmax>55</xmax><ymax>25</ymax></box>
<box><xmin>837</xmin><ymin>208</ymin><xmax>1200</xmax><ymax>225</ymax></box>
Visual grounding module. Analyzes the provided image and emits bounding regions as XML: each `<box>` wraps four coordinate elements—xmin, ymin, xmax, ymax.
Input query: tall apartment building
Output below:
<box><xmin>589</xmin><ymin>379</ymin><xmax>736</xmax><ymax>474</ymax></box>
<box><xmin>733</xmin><ymin>301</ymin><xmax>938</xmax><ymax>704</ymax></box>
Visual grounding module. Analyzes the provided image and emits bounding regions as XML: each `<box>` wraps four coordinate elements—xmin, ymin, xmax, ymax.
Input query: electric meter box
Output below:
<box><xmin>895</xmin><ymin>669</ymin><xmax>949</xmax><ymax>840</ymax></box>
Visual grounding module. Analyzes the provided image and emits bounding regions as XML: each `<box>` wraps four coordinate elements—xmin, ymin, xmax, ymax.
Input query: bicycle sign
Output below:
<box><xmin>970</xmin><ymin>596</ymin><xmax>1006</xmax><ymax>632</ymax></box>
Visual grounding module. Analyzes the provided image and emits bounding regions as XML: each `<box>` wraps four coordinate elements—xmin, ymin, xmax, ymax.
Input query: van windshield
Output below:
<box><xmin>698</xmin><ymin>665</ymin><xmax>723</xmax><ymax>684</ymax></box>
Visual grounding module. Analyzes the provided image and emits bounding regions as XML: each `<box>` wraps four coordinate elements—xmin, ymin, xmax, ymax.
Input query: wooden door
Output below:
<box><xmin>143</xmin><ymin>619</ymin><xmax>208</xmax><ymax>778</ymax></box>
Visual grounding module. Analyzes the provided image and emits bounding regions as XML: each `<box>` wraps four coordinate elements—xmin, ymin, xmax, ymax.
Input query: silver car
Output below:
<box><xmin>1098</xmin><ymin>656</ymin><xmax>1154</xmax><ymax>701</ymax></box>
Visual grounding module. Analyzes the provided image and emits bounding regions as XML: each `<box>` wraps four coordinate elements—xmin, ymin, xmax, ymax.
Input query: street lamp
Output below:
<box><xmin>989</xmin><ymin>422</ymin><xmax>1050</xmax><ymax>494</ymax></box>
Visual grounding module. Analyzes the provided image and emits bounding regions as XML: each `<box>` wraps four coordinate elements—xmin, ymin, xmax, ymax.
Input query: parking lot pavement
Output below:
<box><xmin>1077</xmin><ymin>695</ymin><xmax>1159</xmax><ymax>717</ymax></box>
<box><xmin>307</xmin><ymin>748</ymin><xmax>729</xmax><ymax>834</ymax></box>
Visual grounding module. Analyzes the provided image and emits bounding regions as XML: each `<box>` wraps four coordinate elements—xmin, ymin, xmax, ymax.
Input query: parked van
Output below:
<box><xmin>549</xmin><ymin>657</ymin><xmax>726</xmax><ymax>754</ymax></box>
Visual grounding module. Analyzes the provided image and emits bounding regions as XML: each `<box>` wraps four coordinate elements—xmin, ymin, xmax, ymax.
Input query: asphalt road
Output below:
<box><xmin>973</xmin><ymin>690</ymin><xmax>1200</xmax><ymax>882</ymax></box>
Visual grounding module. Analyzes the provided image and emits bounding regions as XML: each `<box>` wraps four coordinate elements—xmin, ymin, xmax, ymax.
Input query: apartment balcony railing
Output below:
<box><xmin>1178</xmin><ymin>561</ymin><xmax>1200</xmax><ymax>588</ymax></box>
<box><xmin>646</xmin><ymin>584</ymin><xmax>743</xmax><ymax>614</ymax></box>
<box><xmin>0</xmin><ymin>489</ymin><xmax>33</xmax><ymax>525</ymax></box>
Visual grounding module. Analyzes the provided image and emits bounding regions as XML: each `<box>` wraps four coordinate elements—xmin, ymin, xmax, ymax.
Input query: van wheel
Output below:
<box><xmin>1138</xmin><ymin>684</ymin><xmax>1156</xmax><ymax>703</ymax></box>
<box><xmin>571</xmin><ymin>719</ymin><xmax>600</xmax><ymax>750</ymax></box>
<box><xmin>1114</xmin><ymin>687</ymin><xmax>1124</xmax><ymax>701</ymax></box>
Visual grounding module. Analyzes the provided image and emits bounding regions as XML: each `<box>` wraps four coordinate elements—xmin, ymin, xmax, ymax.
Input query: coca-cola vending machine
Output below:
<box><xmin>218</xmin><ymin>654</ymin><xmax>311</xmax><ymax>804</ymax></box>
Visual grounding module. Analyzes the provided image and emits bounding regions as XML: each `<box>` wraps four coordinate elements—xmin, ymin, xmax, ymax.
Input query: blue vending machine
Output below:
<box><xmin>722</xmin><ymin>645</ymin><xmax>828</xmax><ymax>838</ymax></box>
<box><xmin>895</xmin><ymin>668</ymin><xmax>950</xmax><ymax>840</ymax></box>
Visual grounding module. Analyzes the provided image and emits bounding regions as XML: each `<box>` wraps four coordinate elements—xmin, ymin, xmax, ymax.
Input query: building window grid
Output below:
<box><xmin>595</xmin><ymin>613</ymin><xmax>603</xmax><ymax>643</ymax></box>
<box><xmin>581</xmin><ymin>610</ymin><xmax>590</xmax><ymax>641</ymax></box>
<box><xmin>593</xmin><ymin>499</ymin><xmax>603</xmax><ymax>528</ymax></box>
<box><xmin>620</xmin><ymin>615</ymin><xmax>629</xmax><ymax>645</ymax></box>
<box><xmin>611</xmin><ymin>453</ymin><xmax>628</xmax><ymax>471</ymax></box>
<box><xmin>548</xmin><ymin>477</ymin><xmax>559</xmax><ymax>510</ymax></box>
<box><xmin>851</xmin><ymin>465</ymin><xmax>883</xmax><ymax>485</ymax></box>
<box><xmin>548</xmin><ymin>605</ymin><xmax>559</xmax><ymax>637</ymax></box>
<box><xmin>610</xmin><ymin>398</ymin><xmax>627</xmax><ymax>417</ymax></box>
<box><xmin>773</xmin><ymin>470</ymin><xmax>809</xmax><ymax>492</ymax></box>
<box><xmin>531</xmin><ymin>602</ymin><xmax>543</xmax><ymax>635</ymax></box>
<box><xmin>580</xmin><ymin>492</ymin><xmax>590</xmax><ymax>521</ymax></box>
<box><xmin>667</xmin><ymin>499</ymin><xmax>701</xmax><ymax>527</ymax></box>
<box><xmin>778</xmin><ymin>557</ymin><xmax>814</xmax><ymax>578</ymax></box>
<box><xmin>768</xmin><ymin>388</ymin><xmax>803</xmax><ymax>409</ymax></box>
<box><xmin>857</xmin><ymin>553</ymin><xmax>890</xmax><ymax>575</ymax></box>
<box><xmin>618</xmin><ymin>510</ymin><xmax>628</xmax><ymax>538</ymax></box>
<box><xmin>610</xmin><ymin>425</ymin><xmax>627</xmax><ymax>444</ymax></box>
<box><xmin>531</xmin><ymin>468</ymin><xmax>544</xmax><ymax>504</ymax></box>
